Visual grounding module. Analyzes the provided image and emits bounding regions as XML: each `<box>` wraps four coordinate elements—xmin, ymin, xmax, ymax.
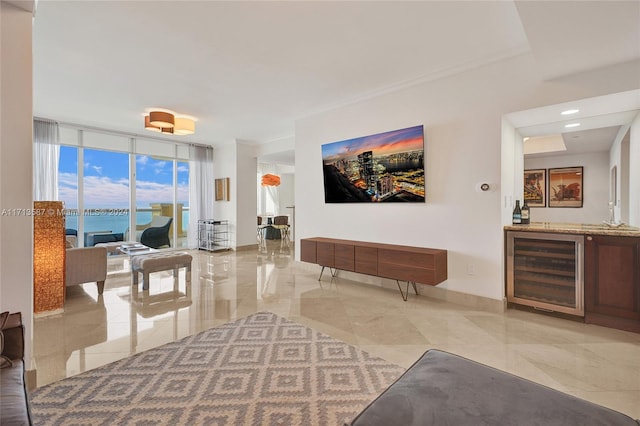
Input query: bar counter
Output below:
<box><xmin>504</xmin><ymin>221</ymin><xmax>640</xmax><ymax>237</ymax></box>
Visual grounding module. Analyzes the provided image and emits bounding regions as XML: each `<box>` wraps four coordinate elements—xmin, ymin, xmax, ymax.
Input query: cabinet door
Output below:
<box><xmin>378</xmin><ymin>249</ymin><xmax>436</xmax><ymax>284</ymax></box>
<box><xmin>317</xmin><ymin>242</ymin><xmax>335</xmax><ymax>267</ymax></box>
<box><xmin>334</xmin><ymin>243</ymin><xmax>354</xmax><ymax>271</ymax></box>
<box><xmin>355</xmin><ymin>246</ymin><xmax>377</xmax><ymax>275</ymax></box>
<box><xmin>300</xmin><ymin>239</ymin><xmax>317</xmax><ymax>264</ymax></box>
<box><xmin>585</xmin><ymin>235</ymin><xmax>640</xmax><ymax>332</ymax></box>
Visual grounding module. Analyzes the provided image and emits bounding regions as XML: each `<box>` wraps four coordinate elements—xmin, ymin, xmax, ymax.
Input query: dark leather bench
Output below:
<box><xmin>348</xmin><ymin>349</ymin><xmax>639</xmax><ymax>426</ymax></box>
<box><xmin>1</xmin><ymin>312</ymin><xmax>33</xmax><ymax>425</ymax></box>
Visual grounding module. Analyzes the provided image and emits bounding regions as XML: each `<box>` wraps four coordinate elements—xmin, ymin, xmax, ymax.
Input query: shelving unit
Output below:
<box><xmin>506</xmin><ymin>231</ymin><xmax>584</xmax><ymax>316</ymax></box>
<box><xmin>197</xmin><ymin>219</ymin><xmax>229</xmax><ymax>251</ymax></box>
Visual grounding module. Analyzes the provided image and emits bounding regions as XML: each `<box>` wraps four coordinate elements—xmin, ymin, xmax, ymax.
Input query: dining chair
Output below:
<box><xmin>272</xmin><ymin>215</ymin><xmax>290</xmax><ymax>241</ymax></box>
<box><xmin>257</xmin><ymin>216</ymin><xmax>268</xmax><ymax>243</ymax></box>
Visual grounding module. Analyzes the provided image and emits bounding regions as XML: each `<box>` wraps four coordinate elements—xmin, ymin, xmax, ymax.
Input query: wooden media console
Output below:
<box><xmin>300</xmin><ymin>237</ymin><xmax>447</xmax><ymax>300</ymax></box>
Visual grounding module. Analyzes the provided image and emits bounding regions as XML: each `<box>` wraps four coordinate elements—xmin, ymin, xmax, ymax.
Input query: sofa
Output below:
<box><xmin>84</xmin><ymin>232</ymin><xmax>124</xmax><ymax>247</ymax></box>
<box><xmin>348</xmin><ymin>349</ymin><xmax>640</xmax><ymax>426</ymax></box>
<box><xmin>66</xmin><ymin>246</ymin><xmax>108</xmax><ymax>295</ymax></box>
<box><xmin>1</xmin><ymin>311</ymin><xmax>33</xmax><ymax>425</ymax></box>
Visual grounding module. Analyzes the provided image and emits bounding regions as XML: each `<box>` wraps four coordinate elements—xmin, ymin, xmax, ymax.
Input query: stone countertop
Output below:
<box><xmin>504</xmin><ymin>222</ymin><xmax>640</xmax><ymax>237</ymax></box>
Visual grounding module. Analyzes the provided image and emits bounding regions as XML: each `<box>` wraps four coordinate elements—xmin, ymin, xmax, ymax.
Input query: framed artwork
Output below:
<box><xmin>524</xmin><ymin>169</ymin><xmax>546</xmax><ymax>207</ymax></box>
<box><xmin>548</xmin><ymin>167</ymin><xmax>583</xmax><ymax>208</ymax></box>
<box><xmin>321</xmin><ymin>125</ymin><xmax>425</xmax><ymax>203</ymax></box>
<box><xmin>215</xmin><ymin>177</ymin><xmax>230</xmax><ymax>201</ymax></box>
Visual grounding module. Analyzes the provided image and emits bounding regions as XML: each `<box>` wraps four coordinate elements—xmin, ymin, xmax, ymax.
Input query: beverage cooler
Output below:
<box><xmin>506</xmin><ymin>231</ymin><xmax>584</xmax><ymax>317</ymax></box>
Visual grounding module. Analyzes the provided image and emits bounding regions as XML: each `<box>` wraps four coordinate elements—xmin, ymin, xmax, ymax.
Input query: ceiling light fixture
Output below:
<box><xmin>144</xmin><ymin>110</ymin><xmax>196</xmax><ymax>136</ymax></box>
<box><xmin>561</xmin><ymin>109</ymin><xmax>580</xmax><ymax>115</ymax></box>
<box><xmin>149</xmin><ymin>111</ymin><xmax>174</xmax><ymax>128</ymax></box>
<box><xmin>174</xmin><ymin>117</ymin><xmax>196</xmax><ymax>135</ymax></box>
<box><xmin>564</xmin><ymin>123</ymin><xmax>581</xmax><ymax>128</ymax></box>
<box><xmin>261</xmin><ymin>174</ymin><xmax>281</xmax><ymax>186</ymax></box>
<box><xmin>144</xmin><ymin>115</ymin><xmax>162</xmax><ymax>132</ymax></box>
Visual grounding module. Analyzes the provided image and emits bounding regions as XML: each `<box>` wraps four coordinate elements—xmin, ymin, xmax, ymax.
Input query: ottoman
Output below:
<box><xmin>130</xmin><ymin>251</ymin><xmax>192</xmax><ymax>290</ymax></box>
<box><xmin>348</xmin><ymin>349</ymin><xmax>639</xmax><ymax>426</ymax></box>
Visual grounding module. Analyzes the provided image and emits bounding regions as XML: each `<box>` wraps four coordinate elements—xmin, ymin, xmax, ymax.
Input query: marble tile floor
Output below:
<box><xmin>33</xmin><ymin>240</ymin><xmax>640</xmax><ymax>419</ymax></box>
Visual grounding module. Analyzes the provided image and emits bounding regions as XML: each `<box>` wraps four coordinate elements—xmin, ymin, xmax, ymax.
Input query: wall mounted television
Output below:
<box><xmin>321</xmin><ymin>125</ymin><xmax>425</xmax><ymax>203</ymax></box>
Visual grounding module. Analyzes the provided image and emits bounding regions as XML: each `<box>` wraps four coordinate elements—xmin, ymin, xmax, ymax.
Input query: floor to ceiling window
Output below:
<box><xmin>58</xmin><ymin>126</ymin><xmax>190</xmax><ymax>248</ymax></box>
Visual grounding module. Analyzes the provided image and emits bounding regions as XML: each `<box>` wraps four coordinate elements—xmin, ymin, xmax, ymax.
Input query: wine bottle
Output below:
<box><xmin>512</xmin><ymin>200</ymin><xmax>522</xmax><ymax>224</ymax></box>
<box><xmin>521</xmin><ymin>200</ymin><xmax>530</xmax><ymax>224</ymax></box>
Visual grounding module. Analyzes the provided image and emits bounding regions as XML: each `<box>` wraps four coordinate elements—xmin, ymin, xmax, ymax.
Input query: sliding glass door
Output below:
<box><xmin>83</xmin><ymin>149</ymin><xmax>130</xmax><ymax>243</ymax></box>
<box><xmin>58</xmin><ymin>127</ymin><xmax>189</xmax><ymax>248</ymax></box>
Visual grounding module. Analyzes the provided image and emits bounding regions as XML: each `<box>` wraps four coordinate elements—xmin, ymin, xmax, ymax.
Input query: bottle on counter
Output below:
<box><xmin>521</xmin><ymin>199</ymin><xmax>530</xmax><ymax>224</ymax></box>
<box><xmin>512</xmin><ymin>200</ymin><xmax>522</xmax><ymax>224</ymax></box>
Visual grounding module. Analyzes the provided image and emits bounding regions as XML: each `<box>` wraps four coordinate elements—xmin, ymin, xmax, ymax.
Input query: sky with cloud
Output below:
<box><xmin>59</xmin><ymin>147</ymin><xmax>189</xmax><ymax>208</ymax></box>
<box><xmin>322</xmin><ymin>125</ymin><xmax>424</xmax><ymax>163</ymax></box>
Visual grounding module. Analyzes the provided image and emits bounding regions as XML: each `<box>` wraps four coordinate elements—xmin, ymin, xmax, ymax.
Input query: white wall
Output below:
<box><xmin>255</xmin><ymin>136</ymin><xmax>294</xmax><ymax>157</ymax></box>
<box><xmin>212</xmin><ymin>143</ymin><xmax>237</xmax><ymax>247</ymax></box>
<box><xmin>524</xmin><ymin>152</ymin><xmax>609</xmax><ymax>224</ymax></box>
<box><xmin>295</xmin><ymin>53</ymin><xmax>640</xmax><ymax>301</ymax></box>
<box><xmin>212</xmin><ymin>140</ymin><xmax>258</xmax><ymax>249</ymax></box>
<box><xmin>236</xmin><ymin>142</ymin><xmax>258</xmax><ymax>248</ymax></box>
<box><xmin>630</xmin><ymin>114</ymin><xmax>640</xmax><ymax>227</ymax></box>
<box><xmin>277</xmin><ymin>173</ymin><xmax>295</xmax><ymax>219</ymax></box>
<box><xmin>609</xmin><ymin>126</ymin><xmax>629</xmax><ymax>223</ymax></box>
<box><xmin>0</xmin><ymin>1</ymin><xmax>34</xmax><ymax>366</ymax></box>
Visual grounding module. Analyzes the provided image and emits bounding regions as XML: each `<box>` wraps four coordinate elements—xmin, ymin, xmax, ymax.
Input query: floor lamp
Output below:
<box><xmin>33</xmin><ymin>201</ymin><xmax>66</xmax><ymax>314</ymax></box>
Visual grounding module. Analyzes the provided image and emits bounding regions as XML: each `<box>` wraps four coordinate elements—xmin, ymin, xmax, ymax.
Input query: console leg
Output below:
<box><xmin>319</xmin><ymin>267</ymin><xmax>338</xmax><ymax>281</ymax></box>
<box><xmin>396</xmin><ymin>280</ymin><xmax>412</xmax><ymax>302</ymax></box>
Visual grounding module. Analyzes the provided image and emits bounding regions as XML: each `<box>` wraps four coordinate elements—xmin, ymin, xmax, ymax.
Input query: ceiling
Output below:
<box><xmin>32</xmin><ymin>1</ymin><xmax>640</xmax><ymax>149</ymax></box>
<box><xmin>507</xmin><ymin>89</ymin><xmax>640</xmax><ymax>158</ymax></box>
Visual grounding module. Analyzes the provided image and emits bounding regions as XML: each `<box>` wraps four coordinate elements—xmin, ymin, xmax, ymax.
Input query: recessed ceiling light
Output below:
<box><xmin>564</xmin><ymin>123</ymin><xmax>580</xmax><ymax>128</ymax></box>
<box><xmin>523</xmin><ymin>137</ymin><xmax>530</xmax><ymax>142</ymax></box>
<box><xmin>561</xmin><ymin>109</ymin><xmax>579</xmax><ymax>115</ymax></box>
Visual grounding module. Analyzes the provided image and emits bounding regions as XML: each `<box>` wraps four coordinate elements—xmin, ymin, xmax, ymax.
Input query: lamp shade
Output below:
<box><xmin>149</xmin><ymin>111</ymin><xmax>174</xmax><ymax>128</ymax></box>
<box><xmin>174</xmin><ymin>117</ymin><xmax>195</xmax><ymax>135</ymax></box>
<box><xmin>261</xmin><ymin>173</ymin><xmax>281</xmax><ymax>186</ymax></box>
<box><xmin>144</xmin><ymin>115</ymin><xmax>162</xmax><ymax>132</ymax></box>
<box><xmin>33</xmin><ymin>201</ymin><xmax>66</xmax><ymax>313</ymax></box>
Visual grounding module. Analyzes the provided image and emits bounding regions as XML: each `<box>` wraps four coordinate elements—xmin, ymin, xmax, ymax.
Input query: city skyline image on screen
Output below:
<box><xmin>321</xmin><ymin>125</ymin><xmax>425</xmax><ymax>203</ymax></box>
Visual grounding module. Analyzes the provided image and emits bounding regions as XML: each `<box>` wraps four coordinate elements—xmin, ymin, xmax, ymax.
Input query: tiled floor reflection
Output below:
<box><xmin>33</xmin><ymin>240</ymin><xmax>640</xmax><ymax>419</ymax></box>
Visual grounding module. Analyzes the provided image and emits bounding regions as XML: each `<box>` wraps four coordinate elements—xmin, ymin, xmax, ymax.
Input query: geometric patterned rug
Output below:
<box><xmin>30</xmin><ymin>312</ymin><xmax>405</xmax><ymax>425</ymax></box>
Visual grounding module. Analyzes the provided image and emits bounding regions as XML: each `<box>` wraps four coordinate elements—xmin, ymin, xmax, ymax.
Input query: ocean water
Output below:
<box><xmin>65</xmin><ymin>211</ymin><xmax>190</xmax><ymax>234</ymax></box>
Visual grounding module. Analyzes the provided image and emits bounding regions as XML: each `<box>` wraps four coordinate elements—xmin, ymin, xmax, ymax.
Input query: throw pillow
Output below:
<box><xmin>0</xmin><ymin>310</ymin><xmax>8</xmax><ymax>351</ymax></box>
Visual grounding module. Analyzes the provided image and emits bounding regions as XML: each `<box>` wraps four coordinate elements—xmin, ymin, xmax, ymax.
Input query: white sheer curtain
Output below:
<box><xmin>33</xmin><ymin>118</ymin><xmax>60</xmax><ymax>200</ymax></box>
<box><xmin>188</xmin><ymin>145</ymin><xmax>214</xmax><ymax>248</ymax></box>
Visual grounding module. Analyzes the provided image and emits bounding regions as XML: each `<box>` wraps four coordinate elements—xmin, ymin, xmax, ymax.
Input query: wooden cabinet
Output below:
<box><xmin>300</xmin><ymin>237</ymin><xmax>447</xmax><ymax>297</ymax></box>
<box><xmin>317</xmin><ymin>241</ymin><xmax>335</xmax><ymax>267</ymax></box>
<box><xmin>504</xmin><ymin>228</ymin><xmax>640</xmax><ymax>333</ymax></box>
<box><xmin>378</xmin><ymin>246</ymin><xmax>447</xmax><ymax>285</ymax></box>
<box><xmin>334</xmin><ymin>242</ymin><xmax>355</xmax><ymax>271</ymax></box>
<box><xmin>300</xmin><ymin>239</ymin><xmax>317</xmax><ymax>263</ymax></box>
<box><xmin>585</xmin><ymin>235</ymin><xmax>640</xmax><ymax>333</ymax></box>
<box><xmin>355</xmin><ymin>246</ymin><xmax>377</xmax><ymax>275</ymax></box>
